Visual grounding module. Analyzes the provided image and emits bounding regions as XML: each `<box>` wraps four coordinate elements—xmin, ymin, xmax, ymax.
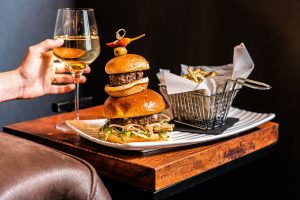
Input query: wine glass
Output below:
<box><xmin>53</xmin><ymin>8</ymin><xmax>100</xmax><ymax>131</ymax></box>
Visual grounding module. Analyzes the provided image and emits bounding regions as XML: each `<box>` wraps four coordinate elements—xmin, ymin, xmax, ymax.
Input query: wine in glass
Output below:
<box><xmin>53</xmin><ymin>8</ymin><xmax>100</xmax><ymax>130</ymax></box>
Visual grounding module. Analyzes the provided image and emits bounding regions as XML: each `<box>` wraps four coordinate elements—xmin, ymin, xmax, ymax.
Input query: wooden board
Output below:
<box><xmin>3</xmin><ymin>105</ymin><xmax>278</xmax><ymax>191</ymax></box>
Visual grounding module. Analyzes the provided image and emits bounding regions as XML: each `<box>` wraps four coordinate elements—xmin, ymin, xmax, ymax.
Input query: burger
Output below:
<box><xmin>99</xmin><ymin>89</ymin><xmax>174</xmax><ymax>143</ymax></box>
<box><xmin>104</xmin><ymin>54</ymin><xmax>150</xmax><ymax>97</ymax></box>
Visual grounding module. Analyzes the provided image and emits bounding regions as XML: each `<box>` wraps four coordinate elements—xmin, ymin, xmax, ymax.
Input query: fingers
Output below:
<box><xmin>53</xmin><ymin>62</ymin><xmax>66</xmax><ymax>73</ymax></box>
<box><xmin>49</xmin><ymin>74</ymin><xmax>87</xmax><ymax>95</ymax></box>
<box><xmin>53</xmin><ymin>74</ymin><xmax>87</xmax><ymax>84</ymax></box>
<box><xmin>54</xmin><ymin>62</ymin><xmax>91</xmax><ymax>74</ymax></box>
<box><xmin>49</xmin><ymin>84</ymin><xmax>76</xmax><ymax>94</ymax></box>
<box><xmin>30</xmin><ymin>39</ymin><xmax>64</xmax><ymax>54</ymax></box>
<box><xmin>83</xmin><ymin>66</ymin><xmax>91</xmax><ymax>74</ymax></box>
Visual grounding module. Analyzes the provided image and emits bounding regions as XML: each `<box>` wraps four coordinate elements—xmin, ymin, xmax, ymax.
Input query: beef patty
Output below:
<box><xmin>109</xmin><ymin>71</ymin><xmax>144</xmax><ymax>86</ymax></box>
<box><xmin>109</xmin><ymin>113</ymin><xmax>168</xmax><ymax>126</ymax></box>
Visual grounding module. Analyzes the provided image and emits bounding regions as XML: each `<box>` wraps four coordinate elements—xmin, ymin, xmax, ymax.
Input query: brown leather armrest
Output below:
<box><xmin>0</xmin><ymin>132</ymin><xmax>111</xmax><ymax>200</ymax></box>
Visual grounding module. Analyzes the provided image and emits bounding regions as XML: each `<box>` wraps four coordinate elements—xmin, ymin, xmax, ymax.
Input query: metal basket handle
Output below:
<box><xmin>235</xmin><ymin>77</ymin><xmax>271</xmax><ymax>90</ymax></box>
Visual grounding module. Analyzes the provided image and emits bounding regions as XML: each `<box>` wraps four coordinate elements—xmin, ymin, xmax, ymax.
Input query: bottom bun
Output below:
<box><xmin>105</xmin><ymin>134</ymin><xmax>161</xmax><ymax>144</ymax></box>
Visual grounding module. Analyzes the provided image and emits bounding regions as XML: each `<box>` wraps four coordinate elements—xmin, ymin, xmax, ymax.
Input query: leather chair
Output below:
<box><xmin>0</xmin><ymin>132</ymin><xmax>111</xmax><ymax>200</ymax></box>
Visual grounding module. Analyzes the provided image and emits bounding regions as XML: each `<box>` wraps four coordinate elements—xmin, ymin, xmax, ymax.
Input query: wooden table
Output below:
<box><xmin>3</xmin><ymin>105</ymin><xmax>278</xmax><ymax>199</ymax></box>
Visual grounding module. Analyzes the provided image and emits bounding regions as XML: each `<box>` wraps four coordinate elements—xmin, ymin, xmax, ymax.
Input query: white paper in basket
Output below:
<box><xmin>157</xmin><ymin>43</ymin><xmax>254</xmax><ymax>96</ymax></box>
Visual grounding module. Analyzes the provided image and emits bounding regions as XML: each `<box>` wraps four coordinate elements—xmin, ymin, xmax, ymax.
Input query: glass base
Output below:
<box><xmin>55</xmin><ymin>121</ymin><xmax>72</xmax><ymax>132</ymax></box>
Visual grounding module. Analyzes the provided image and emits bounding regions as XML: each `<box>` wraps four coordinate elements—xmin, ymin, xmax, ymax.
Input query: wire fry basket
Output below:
<box><xmin>159</xmin><ymin>78</ymin><xmax>271</xmax><ymax>130</ymax></box>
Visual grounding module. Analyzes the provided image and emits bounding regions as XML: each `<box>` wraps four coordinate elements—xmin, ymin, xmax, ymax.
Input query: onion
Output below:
<box><xmin>109</xmin><ymin>124</ymin><xmax>124</xmax><ymax>129</ymax></box>
<box><xmin>131</xmin><ymin>131</ymin><xmax>149</xmax><ymax>139</ymax></box>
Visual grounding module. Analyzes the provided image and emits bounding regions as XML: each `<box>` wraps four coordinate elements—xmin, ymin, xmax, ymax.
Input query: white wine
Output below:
<box><xmin>53</xmin><ymin>36</ymin><xmax>100</xmax><ymax>72</ymax></box>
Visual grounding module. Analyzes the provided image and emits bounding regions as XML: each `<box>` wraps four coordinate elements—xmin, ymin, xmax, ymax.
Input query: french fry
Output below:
<box><xmin>193</xmin><ymin>68</ymin><xmax>202</xmax><ymax>74</ymax></box>
<box><xmin>187</xmin><ymin>69</ymin><xmax>199</xmax><ymax>83</ymax></box>
<box><xmin>204</xmin><ymin>71</ymin><xmax>217</xmax><ymax>77</ymax></box>
<box><xmin>196</xmin><ymin>73</ymin><xmax>205</xmax><ymax>80</ymax></box>
<box><xmin>182</xmin><ymin>68</ymin><xmax>218</xmax><ymax>84</ymax></box>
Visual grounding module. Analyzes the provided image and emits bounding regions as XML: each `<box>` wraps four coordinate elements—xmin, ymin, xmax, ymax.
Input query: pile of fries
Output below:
<box><xmin>182</xmin><ymin>68</ymin><xmax>218</xmax><ymax>83</ymax></box>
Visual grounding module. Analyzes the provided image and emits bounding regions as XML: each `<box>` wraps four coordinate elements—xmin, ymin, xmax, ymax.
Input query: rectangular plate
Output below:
<box><xmin>66</xmin><ymin>107</ymin><xmax>275</xmax><ymax>151</ymax></box>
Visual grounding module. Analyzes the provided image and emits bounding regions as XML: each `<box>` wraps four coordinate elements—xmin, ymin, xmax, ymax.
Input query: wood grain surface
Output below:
<box><xmin>3</xmin><ymin>105</ymin><xmax>279</xmax><ymax>191</ymax></box>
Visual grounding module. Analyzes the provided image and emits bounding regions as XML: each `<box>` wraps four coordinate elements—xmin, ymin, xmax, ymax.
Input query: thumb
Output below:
<box><xmin>31</xmin><ymin>39</ymin><xmax>64</xmax><ymax>54</ymax></box>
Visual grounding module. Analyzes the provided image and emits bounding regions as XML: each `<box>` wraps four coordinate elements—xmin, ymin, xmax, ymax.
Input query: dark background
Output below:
<box><xmin>0</xmin><ymin>0</ymin><xmax>299</xmax><ymax>199</ymax></box>
<box><xmin>81</xmin><ymin>1</ymin><xmax>297</xmax><ymax>199</ymax></box>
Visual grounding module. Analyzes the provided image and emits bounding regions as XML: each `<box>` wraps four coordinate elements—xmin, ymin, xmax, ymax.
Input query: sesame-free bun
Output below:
<box><xmin>104</xmin><ymin>77</ymin><xmax>149</xmax><ymax>97</ymax></box>
<box><xmin>105</xmin><ymin>54</ymin><xmax>150</xmax><ymax>74</ymax></box>
<box><xmin>104</xmin><ymin>89</ymin><xmax>166</xmax><ymax>119</ymax></box>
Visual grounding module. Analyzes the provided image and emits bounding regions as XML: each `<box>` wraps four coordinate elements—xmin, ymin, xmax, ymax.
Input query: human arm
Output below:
<box><xmin>0</xmin><ymin>39</ymin><xmax>90</xmax><ymax>102</ymax></box>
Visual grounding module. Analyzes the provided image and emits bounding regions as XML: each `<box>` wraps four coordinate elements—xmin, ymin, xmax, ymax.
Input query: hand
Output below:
<box><xmin>17</xmin><ymin>39</ymin><xmax>91</xmax><ymax>99</ymax></box>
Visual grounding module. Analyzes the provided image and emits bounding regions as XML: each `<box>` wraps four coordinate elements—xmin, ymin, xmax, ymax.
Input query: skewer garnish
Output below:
<box><xmin>106</xmin><ymin>28</ymin><xmax>145</xmax><ymax>56</ymax></box>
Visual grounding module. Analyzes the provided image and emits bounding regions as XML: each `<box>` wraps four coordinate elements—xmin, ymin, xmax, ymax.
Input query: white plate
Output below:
<box><xmin>66</xmin><ymin>107</ymin><xmax>275</xmax><ymax>151</ymax></box>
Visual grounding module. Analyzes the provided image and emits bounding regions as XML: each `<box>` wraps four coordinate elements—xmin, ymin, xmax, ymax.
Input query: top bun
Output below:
<box><xmin>104</xmin><ymin>89</ymin><xmax>165</xmax><ymax>119</ymax></box>
<box><xmin>105</xmin><ymin>54</ymin><xmax>150</xmax><ymax>74</ymax></box>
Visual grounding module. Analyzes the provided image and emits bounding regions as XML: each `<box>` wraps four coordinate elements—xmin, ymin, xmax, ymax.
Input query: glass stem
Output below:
<box><xmin>71</xmin><ymin>71</ymin><xmax>83</xmax><ymax>120</ymax></box>
<box><xmin>74</xmin><ymin>82</ymin><xmax>80</xmax><ymax>120</ymax></box>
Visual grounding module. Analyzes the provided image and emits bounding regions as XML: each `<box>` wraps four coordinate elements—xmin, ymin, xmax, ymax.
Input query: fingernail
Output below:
<box><xmin>70</xmin><ymin>84</ymin><xmax>75</xmax><ymax>90</ymax></box>
<box><xmin>86</xmin><ymin>67</ymin><xmax>91</xmax><ymax>73</ymax></box>
<box><xmin>81</xmin><ymin>76</ymin><xmax>87</xmax><ymax>82</ymax></box>
<box><xmin>55</xmin><ymin>38</ymin><xmax>64</xmax><ymax>44</ymax></box>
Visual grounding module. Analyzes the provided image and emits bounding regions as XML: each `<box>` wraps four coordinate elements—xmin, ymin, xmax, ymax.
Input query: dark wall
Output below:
<box><xmin>0</xmin><ymin>0</ymin><xmax>76</xmax><ymax>128</ymax></box>
<box><xmin>80</xmin><ymin>0</ymin><xmax>298</xmax><ymax>199</ymax></box>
